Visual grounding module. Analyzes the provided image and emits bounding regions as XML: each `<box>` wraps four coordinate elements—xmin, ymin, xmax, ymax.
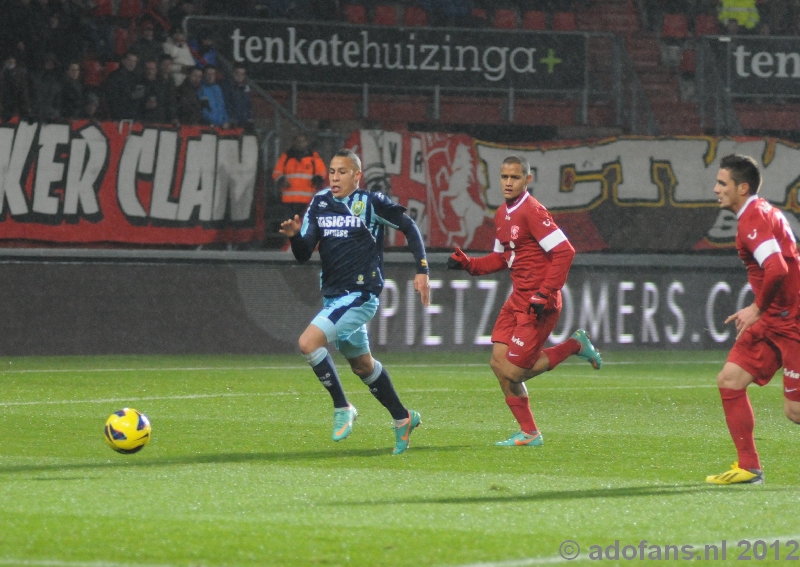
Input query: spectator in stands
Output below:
<box><xmin>718</xmin><ymin>0</ymin><xmax>759</xmax><ymax>32</ymax></box>
<box><xmin>105</xmin><ymin>51</ymin><xmax>145</xmax><ymax>120</ymax></box>
<box><xmin>140</xmin><ymin>59</ymin><xmax>171</xmax><ymax>124</ymax></box>
<box><xmin>31</xmin><ymin>52</ymin><xmax>62</xmax><ymax>121</ymax></box>
<box><xmin>130</xmin><ymin>20</ymin><xmax>163</xmax><ymax>67</ymax></box>
<box><xmin>176</xmin><ymin>66</ymin><xmax>203</xmax><ymax>124</ymax></box>
<box><xmin>273</xmin><ymin>134</ymin><xmax>327</xmax><ymax>218</ymax></box>
<box><xmin>421</xmin><ymin>0</ymin><xmax>474</xmax><ymax>27</ymax></box>
<box><xmin>163</xmin><ymin>27</ymin><xmax>195</xmax><ymax>86</ymax></box>
<box><xmin>79</xmin><ymin>92</ymin><xmax>101</xmax><ymax>120</ymax></box>
<box><xmin>0</xmin><ymin>53</ymin><xmax>32</xmax><ymax>121</ymax></box>
<box><xmin>167</xmin><ymin>0</ymin><xmax>196</xmax><ymax>31</ymax></box>
<box><xmin>310</xmin><ymin>0</ymin><xmax>342</xmax><ymax>20</ymax></box>
<box><xmin>189</xmin><ymin>28</ymin><xmax>217</xmax><ymax>68</ymax></box>
<box><xmin>61</xmin><ymin>60</ymin><xmax>83</xmax><ymax>119</ymax></box>
<box><xmin>222</xmin><ymin>63</ymin><xmax>253</xmax><ymax>131</ymax></box>
<box><xmin>198</xmin><ymin>65</ymin><xmax>230</xmax><ymax>128</ymax></box>
<box><xmin>157</xmin><ymin>54</ymin><xmax>178</xmax><ymax>124</ymax></box>
<box><xmin>40</xmin><ymin>10</ymin><xmax>80</xmax><ymax>70</ymax></box>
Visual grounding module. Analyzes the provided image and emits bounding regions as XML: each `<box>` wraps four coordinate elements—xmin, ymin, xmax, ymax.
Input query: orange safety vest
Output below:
<box><xmin>272</xmin><ymin>151</ymin><xmax>327</xmax><ymax>204</ymax></box>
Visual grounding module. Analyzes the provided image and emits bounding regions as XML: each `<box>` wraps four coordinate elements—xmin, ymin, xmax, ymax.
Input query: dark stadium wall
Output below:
<box><xmin>0</xmin><ymin>255</ymin><xmax>748</xmax><ymax>356</ymax></box>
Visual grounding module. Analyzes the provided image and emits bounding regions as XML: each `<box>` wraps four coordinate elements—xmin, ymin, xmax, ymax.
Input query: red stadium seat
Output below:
<box><xmin>472</xmin><ymin>8</ymin><xmax>489</xmax><ymax>24</ymax></box>
<box><xmin>113</xmin><ymin>27</ymin><xmax>130</xmax><ymax>56</ymax></box>
<box><xmin>661</xmin><ymin>13</ymin><xmax>689</xmax><ymax>38</ymax></box>
<box><xmin>118</xmin><ymin>0</ymin><xmax>143</xmax><ymax>19</ymax></box>
<box><xmin>373</xmin><ymin>4</ymin><xmax>398</xmax><ymax>25</ymax></box>
<box><xmin>694</xmin><ymin>14</ymin><xmax>719</xmax><ymax>36</ymax></box>
<box><xmin>493</xmin><ymin>8</ymin><xmax>518</xmax><ymax>29</ymax></box>
<box><xmin>403</xmin><ymin>5</ymin><xmax>428</xmax><ymax>26</ymax></box>
<box><xmin>92</xmin><ymin>0</ymin><xmax>112</xmax><ymax>17</ymax></box>
<box><xmin>680</xmin><ymin>48</ymin><xmax>696</xmax><ymax>74</ymax></box>
<box><xmin>104</xmin><ymin>61</ymin><xmax>120</xmax><ymax>76</ymax></box>
<box><xmin>522</xmin><ymin>10</ymin><xmax>546</xmax><ymax>30</ymax></box>
<box><xmin>82</xmin><ymin>57</ymin><xmax>104</xmax><ymax>87</ymax></box>
<box><xmin>344</xmin><ymin>3</ymin><xmax>367</xmax><ymax>24</ymax></box>
<box><xmin>552</xmin><ymin>11</ymin><xmax>576</xmax><ymax>31</ymax></box>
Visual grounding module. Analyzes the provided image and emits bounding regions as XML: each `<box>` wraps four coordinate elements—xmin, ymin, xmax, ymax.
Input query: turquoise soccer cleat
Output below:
<box><xmin>332</xmin><ymin>404</ymin><xmax>357</xmax><ymax>441</ymax></box>
<box><xmin>495</xmin><ymin>431</ymin><xmax>544</xmax><ymax>446</ymax></box>
<box><xmin>572</xmin><ymin>329</ymin><xmax>602</xmax><ymax>370</ymax></box>
<box><xmin>392</xmin><ymin>410</ymin><xmax>421</xmax><ymax>455</ymax></box>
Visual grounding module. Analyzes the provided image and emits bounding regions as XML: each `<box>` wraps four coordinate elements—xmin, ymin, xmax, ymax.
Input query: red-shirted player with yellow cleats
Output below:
<box><xmin>447</xmin><ymin>155</ymin><xmax>602</xmax><ymax>447</ymax></box>
<box><xmin>706</xmin><ymin>154</ymin><xmax>800</xmax><ymax>486</ymax></box>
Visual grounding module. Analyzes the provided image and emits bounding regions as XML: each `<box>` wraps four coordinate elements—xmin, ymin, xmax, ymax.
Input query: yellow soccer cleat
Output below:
<box><xmin>706</xmin><ymin>462</ymin><xmax>764</xmax><ymax>485</ymax></box>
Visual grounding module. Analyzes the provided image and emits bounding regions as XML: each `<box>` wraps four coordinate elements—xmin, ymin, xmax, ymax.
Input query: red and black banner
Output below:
<box><xmin>0</xmin><ymin>120</ymin><xmax>264</xmax><ymax>245</ymax></box>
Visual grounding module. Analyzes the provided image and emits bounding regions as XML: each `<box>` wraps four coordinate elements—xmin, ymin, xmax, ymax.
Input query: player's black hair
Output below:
<box><xmin>333</xmin><ymin>148</ymin><xmax>362</xmax><ymax>172</ymax></box>
<box><xmin>720</xmin><ymin>154</ymin><xmax>761</xmax><ymax>194</ymax></box>
<box><xmin>503</xmin><ymin>155</ymin><xmax>531</xmax><ymax>177</ymax></box>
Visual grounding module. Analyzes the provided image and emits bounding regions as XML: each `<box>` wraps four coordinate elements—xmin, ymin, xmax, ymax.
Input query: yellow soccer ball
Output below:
<box><xmin>104</xmin><ymin>408</ymin><xmax>152</xmax><ymax>454</ymax></box>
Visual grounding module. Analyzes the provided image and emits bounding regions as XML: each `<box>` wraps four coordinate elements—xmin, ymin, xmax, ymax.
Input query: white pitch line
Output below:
<box><xmin>0</xmin><ymin>360</ymin><xmax>724</xmax><ymax>375</ymax></box>
<box><xmin>0</xmin><ymin>382</ymin><xmax>732</xmax><ymax>408</ymax></box>
<box><xmin>448</xmin><ymin>534</ymin><xmax>800</xmax><ymax>567</ymax></box>
<box><xmin>0</xmin><ymin>560</ymin><xmax>173</xmax><ymax>567</ymax></box>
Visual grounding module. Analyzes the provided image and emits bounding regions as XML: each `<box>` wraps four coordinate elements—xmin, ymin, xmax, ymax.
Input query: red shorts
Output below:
<box><xmin>727</xmin><ymin>315</ymin><xmax>800</xmax><ymax>402</ymax></box>
<box><xmin>491</xmin><ymin>300</ymin><xmax>561</xmax><ymax>369</ymax></box>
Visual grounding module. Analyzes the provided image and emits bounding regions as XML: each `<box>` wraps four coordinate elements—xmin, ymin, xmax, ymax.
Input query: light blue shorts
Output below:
<box><xmin>311</xmin><ymin>291</ymin><xmax>378</xmax><ymax>359</ymax></box>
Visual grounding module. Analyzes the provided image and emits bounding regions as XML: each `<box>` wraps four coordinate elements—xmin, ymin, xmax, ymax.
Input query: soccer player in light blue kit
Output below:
<box><xmin>279</xmin><ymin>148</ymin><xmax>431</xmax><ymax>455</ymax></box>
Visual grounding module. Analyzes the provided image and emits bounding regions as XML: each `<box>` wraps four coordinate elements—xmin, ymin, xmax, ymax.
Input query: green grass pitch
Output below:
<box><xmin>1</xmin><ymin>350</ymin><xmax>799</xmax><ymax>567</ymax></box>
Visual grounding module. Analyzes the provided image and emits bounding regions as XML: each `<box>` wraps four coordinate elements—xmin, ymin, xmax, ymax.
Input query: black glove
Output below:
<box><xmin>447</xmin><ymin>247</ymin><xmax>470</xmax><ymax>270</ymax></box>
<box><xmin>528</xmin><ymin>292</ymin><xmax>548</xmax><ymax>321</ymax></box>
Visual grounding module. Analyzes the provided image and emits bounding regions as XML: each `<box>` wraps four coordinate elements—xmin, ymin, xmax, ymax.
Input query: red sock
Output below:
<box><xmin>542</xmin><ymin>338</ymin><xmax>581</xmax><ymax>369</ymax></box>
<box><xmin>505</xmin><ymin>396</ymin><xmax>537</xmax><ymax>434</ymax></box>
<box><xmin>720</xmin><ymin>388</ymin><xmax>760</xmax><ymax>471</ymax></box>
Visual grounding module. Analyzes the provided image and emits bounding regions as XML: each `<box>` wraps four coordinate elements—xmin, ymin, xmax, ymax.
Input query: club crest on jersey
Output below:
<box><xmin>748</xmin><ymin>229</ymin><xmax>757</xmax><ymax>240</ymax></box>
<box><xmin>352</xmin><ymin>200</ymin><xmax>365</xmax><ymax>216</ymax></box>
<box><xmin>356</xmin><ymin>274</ymin><xmax>365</xmax><ymax>285</ymax></box>
<box><xmin>511</xmin><ymin>225</ymin><xmax>519</xmax><ymax>240</ymax></box>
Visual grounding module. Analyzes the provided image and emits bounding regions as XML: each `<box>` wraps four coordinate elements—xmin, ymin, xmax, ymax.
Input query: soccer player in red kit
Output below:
<box><xmin>447</xmin><ymin>155</ymin><xmax>602</xmax><ymax>446</ymax></box>
<box><xmin>706</xmin><ymin>154</ymin><xmax>800</xmax><ymax>485</ymax></box>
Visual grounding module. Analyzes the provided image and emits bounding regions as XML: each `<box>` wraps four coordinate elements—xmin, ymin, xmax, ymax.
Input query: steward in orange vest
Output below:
<box><xmin>273</xmin><ymin>135</ymin><xmax>327</xmax><ymax>216</ymax></box>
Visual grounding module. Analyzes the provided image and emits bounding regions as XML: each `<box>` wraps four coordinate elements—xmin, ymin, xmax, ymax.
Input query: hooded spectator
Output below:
<box><xmin>0</xmin><ymin>53</ymin><xmax>32</xmax><ymax>121</ymax></box>
<box><xmin>197</xmin><ymin>64</ymin><xmax>229</xmax><ymax>127</ymax></box>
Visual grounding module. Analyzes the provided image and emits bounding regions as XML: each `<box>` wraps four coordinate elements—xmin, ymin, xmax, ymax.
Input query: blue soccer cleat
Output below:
<box><xmin>572</xmin><ymin>329</ymin><xmax>602</xmax><ymax>370</ymax></box>
<box><xmin>332</xmin><ymin>404</ymin><xmax>357</xmax><ymax>441</ymax></box>
<box><xmin>392</xmin><ymin>410</ymin><xmax>421</xmax><ymax>455</ymax></box>
<box><xmin>495</xmin><ymin>431</ymin><xmax>544</xmax><ymax>447</ymax></box>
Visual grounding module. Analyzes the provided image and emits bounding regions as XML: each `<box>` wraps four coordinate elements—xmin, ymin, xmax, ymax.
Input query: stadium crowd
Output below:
<box><xmin>1</xmin><ymin>0</ymin><xmax>798</xmax><ymax>126</ymax></box>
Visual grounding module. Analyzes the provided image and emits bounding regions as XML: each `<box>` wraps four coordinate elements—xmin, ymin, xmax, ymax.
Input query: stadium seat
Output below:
<box><xmin>694</xmin><ymin>14</ymin><xmax>719</xmax><ymax>36</ymax></box>
<box><xmin>661</xmin><ymin>13</ymin><xmax>689</xmax><ymax>38</ymax></box>
<box><xmin>403</xmin><ymin>5</ymin><xmax>428</xmax><ymax>26</ymax></box>
<box><xmin>118</xmin><ymin>0</ymin><xmax>143</xmax><ymax>19</ymax></box>
<box><xmin>104</xmin><ymin>61</ymin><xmax>120</xmax><ymax>76</ymax></box>
<box><xmin>493</xmin><ymin>8</ymin><xmax>518</xmax><ymax>29</ymax></box>
<box><xmin>113</xmin><ymin>27</ymin><xmax>130</xmax><ymax>56</ymax></box>
<box><xmin>472</xmin><ymin>8</ymin><xmax>489</xmax><ymax>25</ymax></box>
<box><xmin>344</xmin><ymin>3</ymin><xmax>367</xmax><ymax>24</ymax></box>
<box><xmin>373</xmin><ymin>4</ymin><xmax>398</xmax><ymax>25</ymax></box>
<box><xmin>680</xmin><ymin>48</ymin><xmax>696</xmax><ymax>74</ymax></box>
<box><xmin>552</xmin><ymin>11</ymin><xmax>576</xmax><ymax>31</ymax></box>
<box><xmin>522</xmin><ymin>10</ymin><xmax>546</xmax><ymax>30</ymax></box>
<box><xmin>81</xmin><ymin>57</ymin><xmax>104</xmax><ymax>87</ymax></box>
<box><xmin>92</xmin><ymin>0</ymin><xmax>113</xmax><ymax>17</ymax></box>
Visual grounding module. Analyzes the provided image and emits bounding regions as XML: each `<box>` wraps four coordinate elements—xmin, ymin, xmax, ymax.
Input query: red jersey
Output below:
<box><xmin>467</xmin><ymin>192</ymin><xmax>575</xmax><ymax>311</ymax></box>
<box><xmin>736</xmin><ymin>195</ymin><xmax>800</xmax><ymax>320</ymax></box>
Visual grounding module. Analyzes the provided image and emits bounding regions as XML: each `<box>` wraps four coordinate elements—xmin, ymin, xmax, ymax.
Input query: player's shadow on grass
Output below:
<box><xmin>335</xmin><ymin>483</ymin><xmax>769</xmax><ymax>505</ymax></box>
<box><xmin>0</xmin><ymin>446</ymin><xmax>467</xmax><ymax>475</ymax></box>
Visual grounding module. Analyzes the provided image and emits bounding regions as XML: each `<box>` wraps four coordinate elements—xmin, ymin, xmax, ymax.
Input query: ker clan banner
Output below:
<box><xmin>0</xmin><ymin>120</ymin><xmax>263</xmax><ymax>245</ymax></box>
<box><xmin>346</xmin><ymin>131</ymin><xmax>800</xmax><ymax>252</ymax></box>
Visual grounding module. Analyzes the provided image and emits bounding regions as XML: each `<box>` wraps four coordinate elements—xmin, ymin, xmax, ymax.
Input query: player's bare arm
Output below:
<box><xmin>414</xmin><ymin>273</ymin><xmax>430</xmax><ymax>306</ymax></box>
<box><xmin>725</xmin><ymin>302</ymin><xmax>762</xmax><ymax>339</ymax></box>
<box><xmin>279</xmin><ymin>215</ymin><xmax>302</xmax><ymax>238</ymax></box>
